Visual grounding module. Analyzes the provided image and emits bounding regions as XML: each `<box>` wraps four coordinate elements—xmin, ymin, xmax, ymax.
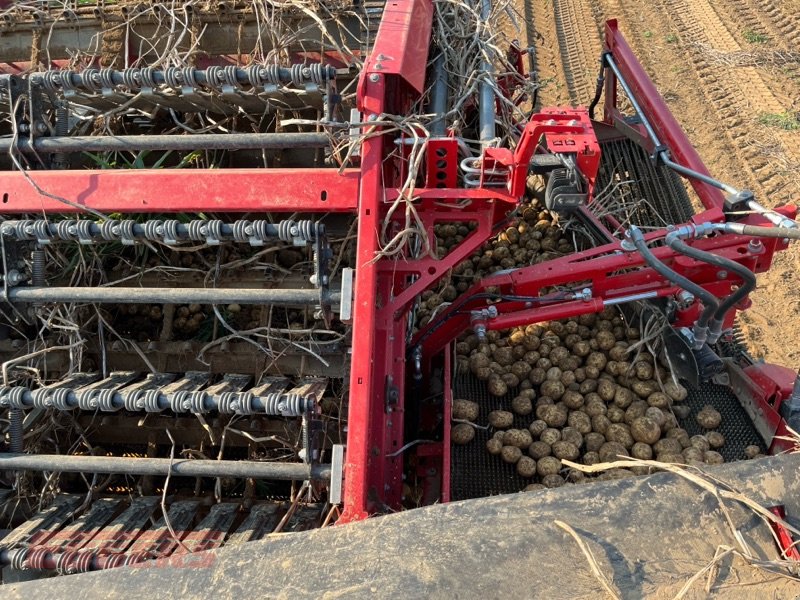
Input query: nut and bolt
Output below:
<box><xmin>747</xmin><ymin>239</ymin><xmax>764</xmax><ymax>254</ymax></box>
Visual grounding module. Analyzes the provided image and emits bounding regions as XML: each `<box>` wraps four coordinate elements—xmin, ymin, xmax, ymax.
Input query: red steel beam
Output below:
<box><xmin>0</xmin><ymin>168</ymin><xmax>360</xmax><ymax>214</ymax></box>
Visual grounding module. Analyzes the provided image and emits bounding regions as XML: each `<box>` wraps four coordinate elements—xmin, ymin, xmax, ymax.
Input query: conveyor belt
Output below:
<box><xmin>450</xmin><ymin>373</ymin><xmax>764</xmax><ymax>501</ymax></box>
<box><xmin>0</xmin><ymin>496</ymin><xmax>323</xmax><ymax>576</ymax></box>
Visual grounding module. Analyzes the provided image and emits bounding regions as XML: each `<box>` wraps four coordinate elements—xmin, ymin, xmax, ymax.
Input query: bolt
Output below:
<box><xmin>717</xmin><ymin>270</ymin><xmax>728</xmax><ymax>280</ymax></box>
<box><xmin>747</xmin><ymin>239</ymin><xmax>764</xmax><ymax>254</ymax></box>
<box><xmin>369</xmin><ymin>73</ymin><xmax>380</xmax><ymax>82</ymax></box>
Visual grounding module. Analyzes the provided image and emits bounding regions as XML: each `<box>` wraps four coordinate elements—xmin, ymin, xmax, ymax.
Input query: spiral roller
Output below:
<box><xmin>8</xmin><ymin>547</ymin><xmax>28</xmax><ymax>571</ymax></box>
<box><xmin>51</xmin><ymin>388</ymin><xmax>73</xmax><ymax>410</ymax></box>
<box><xmin>97</xmin><ymin>388</ymin><xmax>119</xmax><ymax>412</ymax></box>
<box><xmin>77</xmin><ymin>388</ymin><xmax>101</xmax><ymax>410</ymax></box>
<box><xmin>171</xmin><ymin>390</ymin><xmax>191</xmax><ymax>413</ymax></box>
<box><xmin>124</xmin><ymin>389</ymin><xmax>145</xmax><ymax>412</ymax></box>
<box><xmin>69</xmin><ymin>551</ymin><xmax>96</xmax><ymax>574</ymax></box>
<box><xmin>7</xmin><ymin>386</ymin><xmax>28</xmax><ymax>409</ymax></box>
<box><xmin>143</xmin><ymin>389</ymin><xmax>163</xmax><ymax>413</ymax></box>
<box><xmin>162</xmin><ymin>219</ymin><xmax>180</xmax><ymax>245</ymax></box>
<box><xmin>56</xmin><ymin>550</ymin><xmax>80</xmax><ymax>575</ymax></box>
<box><xmin>75</xmin><ymin>220</ymin><xmax>94</xmax><ymax>245</ymax></box>
<box><xmin>118</xmin><ymin>220</ymin><xmax>137</xmax><ymax>246</ymax></box>
<box><xmin>189</xmin><ymin>390</ymin><xmax>208</xmax><ymax>414</ymax></box>
<box><xmin>249</xmin><ymin>219</ymin><xmax>270</xmax><ymax>246</ymax></box>
<box><xmin>23</xmin><ymin>546</ymin><xmax>47</xmax><ymax>570</ymax></box>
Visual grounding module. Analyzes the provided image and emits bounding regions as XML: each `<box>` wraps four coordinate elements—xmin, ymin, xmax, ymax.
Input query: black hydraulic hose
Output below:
<box><xmin>667</xmin><ymin>237</ymin><xmax>756</xmax><ymax>323</ymax></box>
<box><xmin>587</xmin><ymin>54</ymin><xmax>607</xmax><ymax>120</ymax></box>
<box><xmin>629</xmin><ymin>227</ymin><xmax>719</xmax><ymax>328</ymax></box>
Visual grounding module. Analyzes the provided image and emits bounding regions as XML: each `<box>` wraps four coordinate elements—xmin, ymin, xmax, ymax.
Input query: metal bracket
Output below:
<box><xmin>329</xmin><ymin>444</ymin><xmax>344</xmax><ymax>505</ymax></box>
<box><xmin>384</xmin><ymin>375</ymin><xmax>399</xmax><ymax>413</ymax></box>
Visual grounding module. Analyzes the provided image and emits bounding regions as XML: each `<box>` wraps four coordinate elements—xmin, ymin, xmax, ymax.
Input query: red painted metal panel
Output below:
<box><xmin>365</xmin><ymin>0</ymin><xmax>433</xmax><ymax>94</ymax></box>
<box><xmin>0</xmin><ymin>169</ymin><xmax>360</xmax><ymax>214</ymax></box>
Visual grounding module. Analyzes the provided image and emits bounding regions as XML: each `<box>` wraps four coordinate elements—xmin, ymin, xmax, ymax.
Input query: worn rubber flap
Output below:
<box><xmin>7</xmin><ymin>455</ymin><xmax>800</xmax><ymax>599</ymax></box>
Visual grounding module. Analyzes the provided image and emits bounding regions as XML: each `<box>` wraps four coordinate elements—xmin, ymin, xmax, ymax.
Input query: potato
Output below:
<box><xmin>552</xmin><ymin>441</ymin><xmax>580</xmax><ymax>461</ymax></box>
<box><xmin>542</xmin><ymin>473</ymin><xmax>566</xmax><ymax>488</ymax></box>
<box><xmin>566</xmin><ymin>469</ymin><xmax>585</xmax><ymax>483</ymax></box>
<box><xmin>503</xmin><ymin>428</ymin><xmax>533</xmax><ymax>449</ymax></box>
<box><xmin>517</xmin><ymin>456</ymin><xmax>537</xmax><ymax>478</ymax></box>
<box><xmin>607</xmin><ymin>405</ymin><xmax>625</xmax><ymax>423</ymax></box>
<box><xmin>573</xmin><ymin>340</ymin><xmax>591</xmax><ymax>357</ymax></box>
<box><xmin>528</xmin><ymin>419</ymin><xmax>548</xmax><ymax>438</ymax></box>
<box><xmin>585</xmin><ymin>365</ymin><xmax>601</xmax><ymax>379</ymax></box>
<box><xmin>597</xmin><ymin>379</ymin><xmax>616</xmax><ymax>402</ymax></box>
<box><xmin>501</xmin><ymin>373</ymin><xmax>520</xmax><ymax>389</ymax></box>
<box><xmin>706</xmin><ymin>431</ymin><xmax>725</xmax><ymax>449</ymax></box>
<box><xmin>613</xmin><ymin>387</ymin><xmax>635</xmax><ymax>409</ymax></box>
<box><xmin>682</xmin><ymin>447</ymin><xmax>704</xmax><ymax>462</ymax></box>
<box><xmin>523</xmin><ymin>483</ymin><xmax>546</xmax><ymax>492</ymax></box>
<box><xmin>511</xmin><ymin>395</ymin><xmax>533</xmax><ymax>416</ymax></box>
<box><xmin>452</xmin><ymin>423</ymin><xmax>475</xmax><ymax>445</ymax></box>
<box><xmin>584</xmin><ymin>400</ymin><xmax>607</xmax><ymax>418</ymax></box>
<box><xmin>529</xmin><ymin>367</ymin><xmax>547</xmax><ymax>385</ymax></box>
<box><xmin>624</xmin><ymin>401</ymin><xmax>649</xmax><ymax>425</ymax></box>
<box><xmin>654</xmin><ymin>437</ymin><xmax>683</xmax><ymax>456</ymax></box>
<box><xmin>599</xmin><ymin>441</ymin><xmax>629</xmax><ymax>462</ymax></box>
<box><xmin>631</xmin><ymin>442</ymin><xmax>653</xmax><ymax>460</ymax></box>
<box><xmin>646</xmin><ymin>392</ymin><xmax>670</xmax><ymax>409</ymax></box>
<box><xmin>595</xmin><ymin>330</ymin><xmax>616</xmax><ymax>351</ymax></box>
<box><xmin>630</xmin><ymin>417</ymin><xmax>661</xmax><ymax>445</ymax></box>
<box><xmin>541</xmin><ymin>404</ymin><xmax>568</xmax><ymax>428</ymax></box>
<box><xmin>501</xmin><ymin>445</ymin><xmax>523</xmax><ymax>464</ymax></box>
<box><xmin>591</xmin><ymin>414</ymin><xmax>611</xmax><ymax>435</ymax></box>
<box><xmin>561</xmin><ymin>426</ymin><xmax>584</xmax><ymax>448</ymax></box>
<box><xmin>540</xmin><ymin>428</ymin><xmax>561</xmax><ymax>446</ymax></box>
<box><xmin>644</xmin><ymin>407</ymin><xmax>666</xmax><ymax>429</ymax></box>
<box><xmin>696</xmin><ymin>406</ymin><xmax>722</xmax><ymax>429</ymax></box>
<box><xmin>537</xmin><ymin>456</ymin><xmax>562</xmax><ymax>476</ymax></box>
<box><xmin>689</xmin><ymin>435</ymin><xmax>711</xmax><ymax>453</ymax></box>
<box><xmin>511</xmin><ymin>360</ymin><xmax>532</xmax><ymax>381</ymax></box>
<box><xmin>609</xmin><ymin>344</ymin><xmax>629</xmax><ymax>362</ymax></box>
<box><xmin>744</xmin><ymin>445</ymin><xmax>761</xmax><ymax>459</ymax></box>
<box><xmin>704</xmin><ymin>450</ymin><xmax>724</xmax><ymax>465</ymax></box>
<box><xmin>452</xmin><ymin>399</ymin><xmax>480</xmax><ymax>422</ymax></box>
<box><xmin>562</xmin><ymin>390</ymin><xmax>584</xmax><ymax>410</ymax></box>
<box><xmin>567</xmin><ymin>411</ymin><xmax>592</xmax><ymax>434</ymax></box>
<box><xmin>630</xmin><ymin>380</ymin><xmax>656</xmax><ymax>399</ymax></box>
<box><xmin>528</xmin><ymin>440</ymin><xmax>552</xmax><ymax>459</ymax></box>
<box><xmin>605</xmin><ymin>423</ymin><xmax>635</xmax><ymax>449</ymax></box>
<box><xmin>540</xmin><ymin>380</ymin><xmax>566</xmax><ymax>400</ymax></box>
<box><xmin>487</xmin><ymin>376</ymin><xmax>509</xmax><ymax>398</ymax></box>
<box><xmin>656</xmin><ymin>452</ymin><xmax>684</xmax><ymax>464</ymax></box>
<box><xmin>584</xmin><ymin>432</ymin><xmax>606</xmax><ymax>453</ymax></box>
<box><xmin>469</xmin><ymin>353</ymin><xmax>490</xmax><ymax>373</ymax></box>
<box><xmin>664</xmin><ymin>380</ymin><xmax>688</xmax><ymax>402</ymax></box>
<box><xmin>486</xmin><ymin>438</ymin><xmax>503</xmax><ymax>455</ymax></box>
<box><xmin>492</xmin><ymin>347</ymin><xmax>514</xmax><ymax>366</ymax></box>
<box><xmin>579</xmin><ymin>379</ymin><xmax>598</xmax><ymax>395</ymax></box>
<box><xmin>667</xmin><ymin>428</ymin><xmax>691</xmax><ymax>448</ymax></box>
<box><xmin>634</xmin><ymin>361</ymin><xmax>654</xmax><ymax>381</ymax></box>
<box><xmin>488</xmin><ymin>410</ymin><xmax>514</xmax><ymax>429</ymax></box>
<box><xmin>586</xmin><ymin>352</ymin><xmax>607</xmax><ymax>371</ymax></box>
<box><xmin>583</xmin><ymin>451</ymin><xmax>600</xmax><ymax>465</ymax></box>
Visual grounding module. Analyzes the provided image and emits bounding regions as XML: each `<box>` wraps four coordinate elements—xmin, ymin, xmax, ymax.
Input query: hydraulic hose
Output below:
<box><xmin>724</xmin><ymin>223</ymin><xmax>800</xmax><ymax>240</ymax></box>
<box><xmin>628</xmin><ymin>226</ymin><xmax>719</xmax><ymax>348</ymax></box>
<box><xmin>666</xmin><ymin>237</ymin><xmax>756</xmax><ymax>343</ymax></box>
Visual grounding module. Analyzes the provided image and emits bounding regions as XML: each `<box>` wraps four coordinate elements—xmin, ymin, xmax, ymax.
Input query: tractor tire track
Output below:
<box><xmin>552</xmin><ymin>0</ymin><xmax>603</xmax><ymax>107</ymax></box>
<box><xmin>662</xmin><ymin>0</ymin><xmax>798</xmax><ymax>203</ymax></box>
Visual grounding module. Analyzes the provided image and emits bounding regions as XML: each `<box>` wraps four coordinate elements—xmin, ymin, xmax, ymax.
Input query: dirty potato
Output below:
<box><xmin>452</xmin><ymin>399</ymin><xmax>480</xmax><ymax>421</ymax></box>
<box><xmin>451</xmin><ymin>423</ymin><xmax>475</xmax><ymax>445</ymax></box>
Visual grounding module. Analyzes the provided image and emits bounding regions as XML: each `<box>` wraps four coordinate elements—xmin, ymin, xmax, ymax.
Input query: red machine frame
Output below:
<box><xmin>0</xmin><ymin>4</ymin><xmax>797</xmax><ymax>523</ymax></box>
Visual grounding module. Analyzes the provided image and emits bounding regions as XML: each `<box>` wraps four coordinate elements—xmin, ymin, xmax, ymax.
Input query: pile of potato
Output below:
<box><xmin>451</xmin><ymin>310</ymin><xmax>741</xmax><ymax>490</ymax></box>
<box><xmin>417</xmin><ymin>195</ymin><xmax>570</xmax><ymax>330</ymax></box>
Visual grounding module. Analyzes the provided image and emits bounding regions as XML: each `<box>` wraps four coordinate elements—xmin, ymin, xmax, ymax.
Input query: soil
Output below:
<box><xmin>521</xmin><ymin>0</ymin><xmax>800</xmax><ymax>370</ymax></box>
